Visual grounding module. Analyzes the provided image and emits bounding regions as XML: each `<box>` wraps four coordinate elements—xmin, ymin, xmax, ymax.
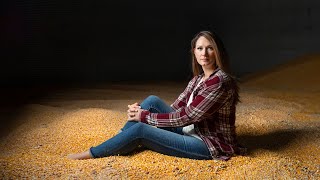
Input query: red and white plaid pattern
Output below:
<box><xmin>140</xmin><ymin>68</ymin><xmax>246</xmax><ymax>159</ymax></box>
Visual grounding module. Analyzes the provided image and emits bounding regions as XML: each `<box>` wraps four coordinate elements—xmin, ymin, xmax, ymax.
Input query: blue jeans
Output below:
<box><xmin>90</xmin><ymin>95</ymin><xmax>212</xmax><ymax>160</ymax></box>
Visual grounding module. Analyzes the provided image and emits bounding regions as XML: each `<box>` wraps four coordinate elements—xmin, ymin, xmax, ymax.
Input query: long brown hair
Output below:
<box><xmin>190</xmin><ymin>31</ymin><xmax>240</xmax><ymax>104</ymax></box>
<box><xmin>191</xmin><ymin>31</ymin><xmax>231</xmax><ymax>76</ymax></box>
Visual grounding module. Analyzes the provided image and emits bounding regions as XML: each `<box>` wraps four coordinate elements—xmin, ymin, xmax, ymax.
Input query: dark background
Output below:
<box><xmin>1</xmin><ymin>0</ymin><xmax>320</xmax><ymax>86</ymax></box>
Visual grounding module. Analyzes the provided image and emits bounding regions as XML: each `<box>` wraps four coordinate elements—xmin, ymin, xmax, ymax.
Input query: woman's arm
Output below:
<box><xmin>140</xmin><ymin>75</ymin><xmax>232</xmax><ymax>127</ymax></box>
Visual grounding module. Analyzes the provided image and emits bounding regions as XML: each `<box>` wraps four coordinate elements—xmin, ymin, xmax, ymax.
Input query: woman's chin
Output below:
<box><xmin>201</xmin><ymin>62</ymin><xmax>213</xmax><ymax>67</ymax></box>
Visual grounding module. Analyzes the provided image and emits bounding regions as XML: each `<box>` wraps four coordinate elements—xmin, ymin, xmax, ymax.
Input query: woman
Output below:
<box><xmin>68</xmin><ymin>31</ymin><xmax>246</xmax><ymax>160</ymax></box>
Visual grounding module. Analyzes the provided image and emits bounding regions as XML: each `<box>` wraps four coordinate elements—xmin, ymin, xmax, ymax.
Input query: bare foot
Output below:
<box><xmin>67</xmin><ymin>150</ymin><xmax>92</xmax><ymax>160</ymax></box>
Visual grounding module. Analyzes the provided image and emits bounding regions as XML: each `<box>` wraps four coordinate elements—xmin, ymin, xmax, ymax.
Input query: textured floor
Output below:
<box><xmin>0</xmin><ymin>56</ymin><xmax>319</xmax><ymax>179</ymax></box>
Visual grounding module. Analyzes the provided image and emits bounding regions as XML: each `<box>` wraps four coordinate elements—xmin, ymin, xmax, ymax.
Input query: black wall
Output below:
<box><xmin>2</xmin><ymin>0</ymin><xmax>320</xmax><ymax>85</ymax></box>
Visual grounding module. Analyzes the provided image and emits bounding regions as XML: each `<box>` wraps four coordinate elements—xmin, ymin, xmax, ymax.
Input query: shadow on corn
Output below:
<box><xmin>238</xmin><ymin>128</ymin><xmax>319</xmax><ymax>154</ymax></box>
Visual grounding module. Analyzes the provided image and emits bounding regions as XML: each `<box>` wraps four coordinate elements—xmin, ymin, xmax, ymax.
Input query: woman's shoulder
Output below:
<box><xmin>215</xmin><ymin>68</ymin><xmax>228</xmax><ymax>77</ymax></box>
<box><xmin>215</xmin><ymin>69</ymin><xmax>233</xmax><ymax>81</ymax></box>
<box><xmin>206</xmin><ymin>69</ymin><xmax>232</xmax><ymax>86</ymax></box>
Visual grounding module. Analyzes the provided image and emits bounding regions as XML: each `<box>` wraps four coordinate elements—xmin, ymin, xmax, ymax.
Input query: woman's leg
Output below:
<box><xmin>140</xmin><ymin>95</ymin><xmax>174</xmax><ymax>113</ymax></box>
<box><xmin>68</xmin><ymin>96</ymin><xmax>187</xmax><ymax>160</ymax></box>
<box><xmin>90</xmin><ymin>122</ymin><xmax>211</xmax><ymax>160</ymax></box>
<box><xmin>120</xmin><ymin>95</ymin><xmax>182</xmax><ymax>134</ymax></box>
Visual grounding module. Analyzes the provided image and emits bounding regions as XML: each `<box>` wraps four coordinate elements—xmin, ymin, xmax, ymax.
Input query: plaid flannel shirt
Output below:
<box><xmin>140</xmin><ymin>68</ymin><xmax>246</xmax><ymax>159</ymax></box>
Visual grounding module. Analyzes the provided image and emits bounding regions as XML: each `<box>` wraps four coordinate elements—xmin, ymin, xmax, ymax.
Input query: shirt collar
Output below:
<box><xmin>199</xmin><ymin>67</ymin><xmax>221</xmax><ymax>79</ymax></box>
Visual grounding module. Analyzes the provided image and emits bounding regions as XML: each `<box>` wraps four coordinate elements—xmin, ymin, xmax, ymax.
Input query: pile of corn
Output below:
<box><xmin>0</xmin><ymin>86</ymin><xmax>318</xmax><ymax>179</ymax></box>
<box><xmin>1</xmin><ymin>56</ymin><xmax>320</xmax><ymax>179</ymax></box>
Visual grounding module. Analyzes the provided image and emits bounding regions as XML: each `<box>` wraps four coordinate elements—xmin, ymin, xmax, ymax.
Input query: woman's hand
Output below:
<box><xmin>128</xmin><ymin>102</ymin><xmax>140</xmax><ymax>111</ymax></box>
<box><xmin>127</xmin><ymin>103</ymin><xmax>142</xmax><ymax>121</ymax></box>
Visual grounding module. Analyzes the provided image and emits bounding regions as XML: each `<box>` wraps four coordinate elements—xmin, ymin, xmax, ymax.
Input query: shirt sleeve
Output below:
<box><xmin>140</xmin><ymin>75</ymin><xmax>232</xmax><ymax>127</ymax></box>
<box><xmin>170</xmin><ymin>76</ymin><xmax>197</xmax><ymax>111</ymax></box>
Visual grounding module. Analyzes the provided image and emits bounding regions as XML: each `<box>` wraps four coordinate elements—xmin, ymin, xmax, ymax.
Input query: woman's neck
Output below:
<box><xmin>202</xmin><ymin>66</ymin><xmax>216</xmax><ymax>80</ymax></box>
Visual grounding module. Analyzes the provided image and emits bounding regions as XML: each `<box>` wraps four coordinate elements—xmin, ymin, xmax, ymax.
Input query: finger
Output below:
<box><xmin>129</xmin><ymin>104</ymin><xmax>136</xmax><ymax>108</ymax></box>
<box><xmin>129</xmin><ymin>103</ymin><xmax>137</xmax><ymax>107</ymax></box>
<box><xmin>129</xmin><ymin>106</ymin><xmax>136</xmax><ymax>110</ymax></box>
<box><xmin>128</xmin><ymin>108</ymin><xmax>136</xmax><ymax>112</ymax></box>
<box><xmin>132</xmin><ymin>103</ymin><xmax>140</xmax><ymax>108</ymax></box>
<box><xmin>128</xmin><ymin>112</ymin><xmax>136</xmax><ymax>117</ymax></box>
<box><xmin>130</xmin><ymin>107</ymin><xmax>140</xmax><ymax>112</ymax></box>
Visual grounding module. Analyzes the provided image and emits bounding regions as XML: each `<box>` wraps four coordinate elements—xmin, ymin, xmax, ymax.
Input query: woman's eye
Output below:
<box><xmin>208</xmin><ymin>47</ymin><xmax>214</xmax><ymax>50</ymax></box>
<box><xmin>197</xmin><ymin>47</ymin><xmax>203</xmax><ymax>50</ymax></box>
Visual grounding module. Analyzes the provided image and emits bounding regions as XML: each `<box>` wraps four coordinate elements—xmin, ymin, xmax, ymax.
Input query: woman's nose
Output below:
<box><xmin>202</xmin><ymin>49</ymin><xmax>208</xmax><ymax>56</ymax></box>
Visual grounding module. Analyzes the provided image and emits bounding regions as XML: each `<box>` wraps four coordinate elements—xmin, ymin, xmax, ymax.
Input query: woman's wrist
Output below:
<box><xmin>139</xmin><ymin>110</ymin><xmax>150</xmax><ymax>123</ymax></box>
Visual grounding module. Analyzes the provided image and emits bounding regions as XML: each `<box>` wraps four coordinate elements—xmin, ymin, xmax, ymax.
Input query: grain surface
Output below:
<box><xmin>1</xmin><ymin>56</ymin><xmax>319</xmax><ymax>179</ymax></box>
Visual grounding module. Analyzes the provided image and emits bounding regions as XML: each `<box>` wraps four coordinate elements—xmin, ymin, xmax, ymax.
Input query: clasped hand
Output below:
<box><xmin>127</xmin><ymin>102</ymin><xmax>143</xmax><ymax>121</ymax></box>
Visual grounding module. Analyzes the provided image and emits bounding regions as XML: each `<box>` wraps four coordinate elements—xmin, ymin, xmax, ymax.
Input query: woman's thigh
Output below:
<box><xmin>139</xmin><ymin>123</ymin><xmax>211</xmax><ymax>160</ymax></box>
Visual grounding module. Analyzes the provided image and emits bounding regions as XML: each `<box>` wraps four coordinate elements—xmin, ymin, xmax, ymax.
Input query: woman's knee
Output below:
<box><xmin>126</xmin><ymin>122</ymin><xmax>150</xmax><ymax>137</ymax></box>
<box><xmin>133</xmin><ymin>122</ymin><xmax>148</xmax><ymax>130</ymax></box>
<box><xmin>122</xmin><ymin>121</ymin><xmax>149</xmax><ymax>132</ymax></box>
<box><xmin>140</xmin><ymin>95</ymin><xmax>160</xmax><ymax>108</ymax></box>
<box><xmin>145</xmin><ymin>95</ymin><xmax>160</xmax><ymax>103</ymax></box>
<box><xmin>120</xmin><ymin>121</ymin><xmax>139</xmax><ymax>132</ymax></box>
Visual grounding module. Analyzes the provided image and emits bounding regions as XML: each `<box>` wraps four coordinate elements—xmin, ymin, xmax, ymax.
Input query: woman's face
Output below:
<box><xmin>194</xmin><ymin>36</ymin><xmax>216</xmax><ymax>67</ymax></box>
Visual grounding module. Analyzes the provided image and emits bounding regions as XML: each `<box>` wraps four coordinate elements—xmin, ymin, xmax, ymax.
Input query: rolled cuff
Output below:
<box><xmin>89</xmin><ymin>147</ymin><xmax>97</xmax><ymax>158</ymax></box>
<box><xmin>140</xmin><ymin>110</ymin><xmax>150</xmax><ymax>124</ymax></box>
